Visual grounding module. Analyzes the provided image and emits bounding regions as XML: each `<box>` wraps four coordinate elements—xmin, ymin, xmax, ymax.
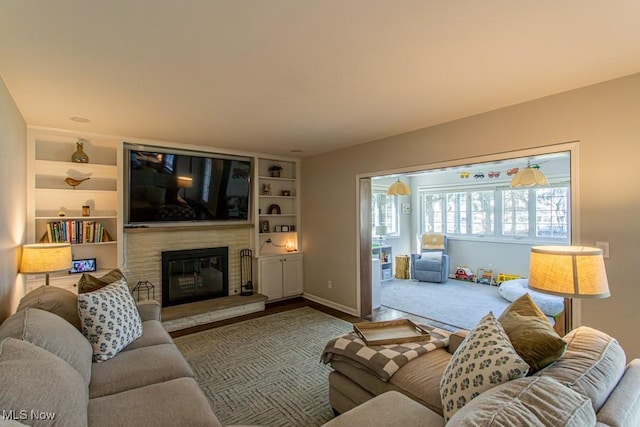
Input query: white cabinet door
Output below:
<box><xmin>259</xmin><ymin>257</ymin><xmax>284</xmax><ymax>300</ymax></box>
<box><xmin>282</xmin><ymin>254</ymin><xmax>303</xmax><ymax>297</ymax></box>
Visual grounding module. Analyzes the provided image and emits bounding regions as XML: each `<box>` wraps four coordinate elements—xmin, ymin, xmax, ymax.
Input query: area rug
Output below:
<box><xmin>174</xmin><ymin>307</ymin><xmax>353</xmax><ymax>427</ymax></box>
<box><xmin>381</xmin><ymin>279</ymin><xmax>510</xmax><ymax>330</ymax></box>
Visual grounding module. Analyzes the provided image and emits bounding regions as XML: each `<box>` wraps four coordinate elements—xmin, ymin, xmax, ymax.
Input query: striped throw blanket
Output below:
<box><xmin>321</xmin><ymin>326</ymin><xmax>450</xmax><ymax>381</ymax></box>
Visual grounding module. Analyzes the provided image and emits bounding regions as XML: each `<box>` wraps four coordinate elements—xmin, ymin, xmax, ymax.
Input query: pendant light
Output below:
<box><xmin>387</xmin><ymin>178</ymin><xmax>411</xmax><ymax>196</ymax></box>
<box><xmin>510</xmin><ymin>161</ymin><xmax>549</xmax><ymax>188</ymax></box>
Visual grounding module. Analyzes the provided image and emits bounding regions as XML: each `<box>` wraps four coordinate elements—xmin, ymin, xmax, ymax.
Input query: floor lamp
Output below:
<box><xmin>20</xmin><ymin>243</ymin><xmax>72</xmax><ymax>286</ymax></box>
<box><xmin>527</xmin><ymin>245</ymin><xmax>610</xmax><ymax>332</ymax></box>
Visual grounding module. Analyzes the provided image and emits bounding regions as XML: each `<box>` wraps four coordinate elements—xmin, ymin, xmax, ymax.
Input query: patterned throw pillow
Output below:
<box><xmin>77</xmin><ymin>279</ymin><xmax>143</xmax><ymax>362</ymax></box>
<box><xmin>439</xmin><ymin>312</ymin><xmax>529</xmax><ymax>422</ymax></box>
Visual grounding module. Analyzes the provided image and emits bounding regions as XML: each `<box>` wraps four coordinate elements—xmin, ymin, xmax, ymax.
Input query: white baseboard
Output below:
<box><xmin>302</xmin><ymin>293</ymin><xmax>359</xmax><ymax>317</ymax></box>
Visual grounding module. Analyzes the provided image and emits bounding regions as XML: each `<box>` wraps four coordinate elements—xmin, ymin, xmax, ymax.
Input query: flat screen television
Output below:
<box><xmin>124</xmin><ymin>144</ymin><xmax>252</xmax><ymax>225</ymax></box>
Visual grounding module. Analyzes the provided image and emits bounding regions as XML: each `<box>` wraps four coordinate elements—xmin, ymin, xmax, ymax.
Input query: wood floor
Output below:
<box><xmin>169</xmin><ymin>297</ymin><xmax>449</xmax><ymax>338</ymax></box>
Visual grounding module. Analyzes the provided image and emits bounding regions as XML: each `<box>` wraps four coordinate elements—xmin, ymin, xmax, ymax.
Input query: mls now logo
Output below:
<box><xmin>2</xmin><ymin>410</ymin><xmax>56</xmax><ymax>421</ymax></box>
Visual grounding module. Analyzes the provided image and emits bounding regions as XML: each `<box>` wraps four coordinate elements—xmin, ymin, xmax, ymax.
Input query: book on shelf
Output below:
<box><xmin>40</xmin><ymin>220</ymin><xmax>112</xmax><ymax>244</ymax></box>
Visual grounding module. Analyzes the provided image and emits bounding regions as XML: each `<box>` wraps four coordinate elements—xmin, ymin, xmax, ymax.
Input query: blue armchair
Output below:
<box><xmin>411</xmin><ymin>233</ymin><xmax>450</xmax><ymax>283</ymax></box>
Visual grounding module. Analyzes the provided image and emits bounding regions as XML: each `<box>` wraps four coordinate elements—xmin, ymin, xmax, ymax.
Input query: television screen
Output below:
<box><xmin>125</xmin><ymin>145</ymin><xmax>252</xmax><ymax>224</ymax></box>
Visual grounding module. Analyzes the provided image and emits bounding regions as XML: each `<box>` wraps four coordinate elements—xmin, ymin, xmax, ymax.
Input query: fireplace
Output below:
<box><xmin>161</xmin><ymin>247</ymin><xmax>229</xmax><ymax>307</ymax></box>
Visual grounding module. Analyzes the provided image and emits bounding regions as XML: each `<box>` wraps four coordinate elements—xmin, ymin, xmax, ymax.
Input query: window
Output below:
<box><xmin>471</xmin><ymin>191</ymin><xmax>494</xmax><ymax>235</ymax></box>
<box><xmin>372</xmin><ymin>186</ymin><xmax>399</xmax><ymax>237</ymax></box>
<box><xmin>535</xmin><ymin>187</ymin><xmax>569</xmax><ymax>238</ymax></box>
<box><xmin>420</xmin><ymin>184</ymin><xmax>569</xmax><ymax>242</ymax></box>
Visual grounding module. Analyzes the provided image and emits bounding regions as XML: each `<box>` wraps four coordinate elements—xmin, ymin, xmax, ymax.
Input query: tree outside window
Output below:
<box><xmin>420</xmin><ymin>184</ymin><xmax>569</xmax><ymax>243</ymax></box>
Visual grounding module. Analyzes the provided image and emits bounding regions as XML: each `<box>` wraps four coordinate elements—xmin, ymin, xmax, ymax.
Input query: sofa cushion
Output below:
<box><xmin>89</xmin><ymin>343</ymin><xmax>194</xmax><ymax>398</ymax></box>
<box><xmin>0</xmin><ymin>338</ymin><xmax>88</xmax><ymax>426</ymax></box>
<box><xmin>498</xmin><ymin>293</ymin><xmax>567</xmax><ymax>374</ymax></box>
<box><xmin>448</xmin><ymin>376</ymin><xmax>596</xmax><ymax>426</ymax></box>
<box><xmin>16</xmin><ymin>285</ymin><xmax>81</xmax><ymax>330</ymax></box>
<box><xmin>120</xmin><ymin>320</ymin><xmax>174</xmax><ymax>352</ymax></box>
<box><xmin>536</xmin><ymin>326</ymin><xmax>626</xmax><ymax>412</ymax></box>
<box><xmin>77</xmin><ymin>268</ymin><xmax>125</xmax><ymax>294</ymax></box>
<box><xmin>439</xmin><ymin>312</ymin><xmax>529</xmax><ymax>422</ymax></box>
<box><xmin>88</xmin><ymin>377</ymin><xmax>221</xmax><ymax>427</ymax></box>
<box><xmin>0</xmin><ymin>308</ymin><xmax>93</xmax><ymax>387</ymax></box>
<box><xmin>323</xmin><ymin>391</ymin><xmax>445</xmax><ymax>427</ymax></box>
<box><xmin>78</xmin><ymin>279</ymin><xmax>143</xmax><ymax>362</ymax></box>
<box><xmin>330</xmin><ymin>347</ymin><xmax>452</xmax><ymax>415</ymax></box>
<box><xmin>596</xmin><ymin>359</ymin><xmax>640</xmax><ymax>426</ymax></box>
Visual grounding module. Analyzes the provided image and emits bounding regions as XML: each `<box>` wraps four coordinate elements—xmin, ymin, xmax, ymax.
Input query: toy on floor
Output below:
<box><xmin>476</xmin><ymin>268</ymin><xmax>495</xmax><ymax>286</ymax></box>
<box><xmin>455</xmin><ymin>267</ymin><xmax>475</xmax><ymax>282</ymax></box>
<box><xmin>496</xmin><ymin>273</ymin><xmax>521</xmax><ymax>285</ymax></box>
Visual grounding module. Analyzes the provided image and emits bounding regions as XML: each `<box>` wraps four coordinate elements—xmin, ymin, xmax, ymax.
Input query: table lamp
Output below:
<box><xmin>528</xmin><ymin>245</ymin><xmax>610</xmax><ymax>330</ymax></box>
<box><xmin>20</xmin><ymin>243</ymin><xmax>72</xmax><ymax>286</ymax></box>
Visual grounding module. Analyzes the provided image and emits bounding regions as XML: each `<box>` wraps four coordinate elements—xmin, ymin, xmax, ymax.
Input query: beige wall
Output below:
<box><xmin>0</xmin><ymin>76</ymin><xmax>27</xmax><ymax>322</ymax></box>
<box><xmin>301</xmin><ymin>73</ymin><xmax>640</xmax><ymax>359</ymax></box>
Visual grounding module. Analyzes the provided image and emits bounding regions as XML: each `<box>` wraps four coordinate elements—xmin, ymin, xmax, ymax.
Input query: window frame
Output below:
<box><xmin>371</xmin><ymin>185</ymin><xmax>400</xmax><ymax>238</ymax></box>
<box><xmin>418</xmin><ymin>182</ymin><xmax>570</xmax><ymax>245</ymax></box>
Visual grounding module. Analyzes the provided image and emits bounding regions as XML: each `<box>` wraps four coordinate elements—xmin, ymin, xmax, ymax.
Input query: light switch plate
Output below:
<box><xmin>595</xmin><ymin>241</ymin><xmax>610</xmax><ymax>258</ymax></box>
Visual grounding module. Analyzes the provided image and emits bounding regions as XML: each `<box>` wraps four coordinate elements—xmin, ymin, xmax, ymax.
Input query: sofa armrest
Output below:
<box><xmin>136</xmin><ymin>300</ymin><xmax>161</xmax><ymax>322</ymax></box>
<box><xmin>596</xmin><ymin>359</ymin><xmax>640</xmax><ymax>426</ymax></box>
<box><xmin>447</xmin><ymin>330</ymin><xmax>468</xmax><ymax>354</ymax></box>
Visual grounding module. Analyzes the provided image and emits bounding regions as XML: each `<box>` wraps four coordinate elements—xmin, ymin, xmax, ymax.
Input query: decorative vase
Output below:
<box><xmin>270</xmin><ymin>170</ymin><xmax>281</xmax><ymax>177</ymax></box>
<box><xmin>71</xmin><ymin>142</ymin><xmax>89</xmax><ymax>163</ymax></box>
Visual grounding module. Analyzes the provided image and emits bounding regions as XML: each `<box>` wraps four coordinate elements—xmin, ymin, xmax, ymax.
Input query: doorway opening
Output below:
<box><xmin>358</xmin><ymin>143</ymin><xmax>579</xmax><ymax>334</ymax></box>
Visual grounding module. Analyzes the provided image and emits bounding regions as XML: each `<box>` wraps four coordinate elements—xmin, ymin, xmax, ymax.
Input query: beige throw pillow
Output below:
<box><xmin>0</xmin><ymin>308</ymin><xmax>93</xmax><ymax>387</ymax></box>
<box><xmin>498</xmin><ymin>293</ymin><xmax>567</xmax><ymax>374</ymax></box>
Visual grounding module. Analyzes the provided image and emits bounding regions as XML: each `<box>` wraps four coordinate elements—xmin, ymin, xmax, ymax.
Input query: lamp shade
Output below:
<box><xmin>176</xmin><ymin>176</ymin><xmax>193</xmax><ymax>188</ymax></box>
<box><xmin>510</xmin><ymin>167</ymin><xmax>549</xmax><ymax>188</ymax></box>
<box><xmin>528</xmin><ymin>245</ymin><xmax>610</xmax><ymax>299</ymax></box>
<box><xmin>20</xmin><ymin>243</ymin><xmax>72</xmax><ymax>274</ymax></box>
<box><xmin>387</xmin><ymin>179</ymin><xmax>411</xmax><ymax>195</ymax></box>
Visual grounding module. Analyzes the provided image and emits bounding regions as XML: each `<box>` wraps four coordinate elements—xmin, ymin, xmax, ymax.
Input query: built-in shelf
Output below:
<box><xmin>28</xmin><ymin>129</ymin><xmax>121</xmax><ymax>274</ymax></box>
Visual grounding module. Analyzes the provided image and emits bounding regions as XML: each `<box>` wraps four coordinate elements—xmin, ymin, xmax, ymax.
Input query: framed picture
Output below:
<box><xmin>281</xmin><ymin>225</ymin><xmax>289</xmax><ymax>232</ymax></box>
<box><xmin>69</xmin><ymin>258</ymin><xmax>97</xmax><ymax>274</ymax></box>
<box><xmin>402</xmin><ymin>203</ymin><xmax>411</xmax><ymax>214</ymax></box>
<box><xmin>260</xmin><ymin>220</ymin><xmax>270</xmax><ymax>233</ymax></box>
<box><xmin>275</xmin><ymin>225</ymin><xmax>282</xmax><ymax>232</ymax></box>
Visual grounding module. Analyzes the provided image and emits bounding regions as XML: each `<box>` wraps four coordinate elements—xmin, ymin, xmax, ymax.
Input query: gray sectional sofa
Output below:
<box><xmin>0</xmin><ymin>286</ymin><xmax>221</xmax><ymax>427</ymax></box>
<box><xmin>326</xmin><ymin>324</ymin><xmax>640</xmax><ymax>426</ymax></box>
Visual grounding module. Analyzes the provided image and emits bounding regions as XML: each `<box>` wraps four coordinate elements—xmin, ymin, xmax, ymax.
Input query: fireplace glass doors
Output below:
<box><xmin>162</xmin><ymin>247</ymin><xmax>228</xmax><ymax>307</ymax></box>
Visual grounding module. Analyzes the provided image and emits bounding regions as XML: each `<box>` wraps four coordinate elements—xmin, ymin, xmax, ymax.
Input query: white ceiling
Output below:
<box><xmin>1</xmin><ymin>1</ymin><xmax>639</xmax><ymax>158</ymax></box>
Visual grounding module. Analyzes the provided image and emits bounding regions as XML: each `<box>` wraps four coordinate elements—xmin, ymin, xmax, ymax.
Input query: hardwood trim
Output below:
<box><xmin>169</xmin><ymin>297</ymin><xmax>363</xmax><ymax>338</ymax></box>
<box><xmin>359</xmin><ymin>178</ymin><xmax>372</xmax><ymax>320</ymax></box>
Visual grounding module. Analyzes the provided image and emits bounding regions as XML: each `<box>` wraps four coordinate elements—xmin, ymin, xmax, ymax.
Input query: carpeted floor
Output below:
<box><xmin>174</xmin><ymin>306</ymin><xmax>353</xmax><ymax>427</ymax></box>
<box><xmin>381</xmin><ymin>279</ymin><xmax>510</xmax><ymax>330</ymax></box>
